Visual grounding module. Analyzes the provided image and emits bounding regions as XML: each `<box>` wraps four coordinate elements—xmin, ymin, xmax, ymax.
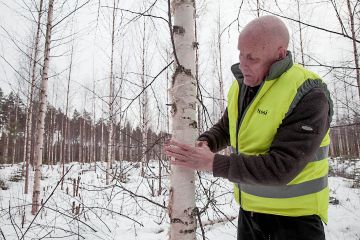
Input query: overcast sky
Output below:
<box><xmin>0</xmin><ymin>0</ymin><xmax>358</xmax><ymax>129</ymax></box>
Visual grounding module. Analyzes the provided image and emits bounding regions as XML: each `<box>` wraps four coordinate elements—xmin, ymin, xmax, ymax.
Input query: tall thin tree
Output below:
<box><xmin>31</xmin><ymin>0</ymin><xmax>54</xmax><ymax>215</ymax></box>
<box><xmin>140</xmin><ymin>16</ymin><xmax>149</xmax><ymax>176</ymax></box>
<box><xmin>346</xmin><ymin>0</ymin><xmax>360</xmax><ymax>99</ymax></box>
<box><xmin>24</xmin><ymin>0</ymin><xmax>44</xmax><ymax>195</ymax></box>
<box><xmin>168</xmin><ymin>0</ymin><xmax>197</xmax><ymax>239</ymax></box>
<box><xmin>106</xmin><ymin>0</ymin><xmax>118</xmax><ymax>185</ymax></box>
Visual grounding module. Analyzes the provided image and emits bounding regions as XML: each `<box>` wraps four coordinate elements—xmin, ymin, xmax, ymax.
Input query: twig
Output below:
<box><xmin>116</xmin><ymin>183</ymin><xmax>166</xmax><ymax>209</ymax></box>
<box><xmin>0</xmin><ymin>227</ymin><xmax>6</xmax><ymax>240</ymax></box>
<box><xmin>20</xmin><ymin>165</ymin><xmax>74</xmax><ymax>240</ymax></box>
<box><xmin>195</xmin><ymin>207</ymin><xmax>206</xmax><ymax>240</ymax></box>
<box><xmin>118</xmin><ymin>61</ymin><xmax>173</xmax><ymax>115</ymax></box>
<box><xmin>167</xmin><ymin>0</ymin><xmax>180</xmax><ymax>67</ymax></box>
<box><xmin>261</xmin><ymin>9</ymin><xmax>360</xmax><ymax>43</ymax></box>
<box><xmin>8</xmin><ymin>202</ymin><xmax>20</xmax><ymax>240</ymax></box>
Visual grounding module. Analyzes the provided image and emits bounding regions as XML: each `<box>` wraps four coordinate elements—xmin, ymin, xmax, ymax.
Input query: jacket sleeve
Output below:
<box><xmin>197</xmin><ymin>108</ymin><xmax>230</xmax><ymax>153</ymax></box>
<box><xmin>212</xmin><ymin>88</ymin><xmax>330</xmax><ymax>185</ymax></box>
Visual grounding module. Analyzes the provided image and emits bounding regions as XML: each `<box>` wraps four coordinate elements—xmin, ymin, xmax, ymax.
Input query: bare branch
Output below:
<box><xmin>260</xmin><ymin>8</ymin><xmax>360</xmax><ymax>43</ymax></box>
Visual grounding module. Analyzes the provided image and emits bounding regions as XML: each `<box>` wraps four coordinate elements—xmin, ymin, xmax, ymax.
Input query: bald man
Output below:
<box><xmin>164</xmin><ymin>15</ymin><xmax>332</xmax><ymax>240</ymax></box>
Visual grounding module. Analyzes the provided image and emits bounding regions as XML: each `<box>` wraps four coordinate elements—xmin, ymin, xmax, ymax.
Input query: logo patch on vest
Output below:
<box><xmin>257</xmin><ymin>108</ymin><xmax>268</xmax><ymax>115</ymax></box>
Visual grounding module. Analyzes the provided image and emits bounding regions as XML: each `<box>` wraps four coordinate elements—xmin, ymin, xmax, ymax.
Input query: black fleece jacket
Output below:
<box><xmin>198</xmin><ymin>72</ymin><xmax>330</xmax><ymax>186</ymax></box>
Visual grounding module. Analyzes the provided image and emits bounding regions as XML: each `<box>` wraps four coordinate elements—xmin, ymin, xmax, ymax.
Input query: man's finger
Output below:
<box><xmin>196</xmin><ymin>141</ymin><xmax>208</xmax><ymax>147</ymax></box>
<box><xmin>164</xmin><ymin>149</ymin><xmax>189</xmax><ymax>161</ymax></box>
<box><xmin>169</xmin><ymin>139</ymin><xmax>195</xmax><ymax>152</ymax></box>
<box><xmin>170</xmin><ymin>158</ymin><xmax>193</xmax><ymax>169</ymax></box>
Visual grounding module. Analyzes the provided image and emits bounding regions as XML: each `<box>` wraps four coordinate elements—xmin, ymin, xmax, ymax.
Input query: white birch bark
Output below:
<box><xmin>61</xmin><ymin>43</ymin><xmax>73</xmax><ymax>189</ymax></box>
<box><xmin>25</xmin><ymin>0</ymin><xmax>43</xmax><ymax>194</ymax></box>
<box><xmin>31</xmin><ymin>0</ymin><xmax>54</xmax><ymax>215</ymax></box>
<box><xmin>100</xmin><ymin>112</ymin><xmax>104</xmax><ymax>163</ymax></box>
<box><xmin>169</xmin><ymin>0</ymin><xmax>197</xmax><ymax>239</ymax></box>
<box><xmin>92</xmin><ymin>77</ymin><xmax>96</xmax><ymax>169</ymax></box>
<box><xmin>140</xmin><ymin>17</ymin><xmax>149</xmax><ymax>177</ymax></box>
<box><xmin>296</xmin><ymin>0</ymin><xmax>305</xmax><ymax>66</ymax></box>
<box><xmin>11</xmin><ymin>94</ymin><xmax>19</xmax><ymax>165</ymax></box>
<box><xmin>79</xmin><ymin>117</ymin><xmax>83</xmax><ymax>164</ymax></box>
<box><xmin>106</xmin><ymin>0</ymin><xmax>117</xmax><ymax>185</ymax></box>
<box><xmin>4</xmin><ymin>128</ymin><xmax>9</xmax><ymax>164</ymax></box>
<box><xmin>215</xmin><ymin>3</ymin><xmax>225</xmax><ymax>117</ymax></box>
<box><xmin>346</xmin><ymin>0</ymin><xmax>360</xmax><ymax>99</ymax></box>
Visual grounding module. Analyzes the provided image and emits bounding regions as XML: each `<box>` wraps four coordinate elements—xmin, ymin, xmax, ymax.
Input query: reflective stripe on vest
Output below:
<box><xmin>310</xmin><ymin>145</ymin><xmax>329</xmax><ymax>162</ymax></box>
<box><xmin>230</xmin><ymin>145</ymin><xmax>329</xmax><ymax>163</ymax></box>
<box><xmin>232</xmin><ymin>145</ymin><xmax>329</xmax><ymax>199</ymax></box>
<box><xmin>238</xmin><ymin>175</ymin><xmax>328</xmax><ymax>198</ymax></box>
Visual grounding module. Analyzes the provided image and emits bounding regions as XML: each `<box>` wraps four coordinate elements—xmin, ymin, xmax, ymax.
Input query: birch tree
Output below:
<box><xmin>346</xmin><ymin>0</ymin><xmax>360</xmax><ymax>99</ymax></box>
<box><xmin>24</xmin><ymin>0</ymin><xmax>44</xmax><ymax>195</ymax></box>
<box><xmin>61</xmin><ymin>43</ymin><xmax>73</xmax><ymax>189</ymax></box>
<box><xmin>106</xmin><ymin>0</ymin><xmax>118</xmax><ymax>185</ymax></box>
<box><xmin>168</xmin><ymin>0</ymin><xmax>197</xmax><ymax>239</ymax></box>
<box><xmin>296</xmin><ymin>0</ymin><xmax>305</xmax><ymax>66</ymax></box>
<box><xmin>140</xmin><ymin>17</ymin><xmax>149</xmax><ymax>176</ymax></box>
<box><xmin>31</xmin><ymin>0</ymin><xmax>54</xmax><ymax>215</ymax></box>
<box><xmin>214</xmin><ymin>1</ymin><xmax>225</xmax><ymax>117</ymax></box>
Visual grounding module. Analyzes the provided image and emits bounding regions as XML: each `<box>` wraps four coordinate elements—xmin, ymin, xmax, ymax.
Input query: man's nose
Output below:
<box><xmin>239</xmin><ymin>60</ymin><xmax>248</xmax><ymax>71</ymax></box>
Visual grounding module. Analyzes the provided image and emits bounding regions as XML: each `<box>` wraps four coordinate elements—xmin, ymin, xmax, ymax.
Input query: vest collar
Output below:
<box><xmin>231</xmin><ymin>51</ymin><xmax>294</xmax><ymax>84</ymax></box>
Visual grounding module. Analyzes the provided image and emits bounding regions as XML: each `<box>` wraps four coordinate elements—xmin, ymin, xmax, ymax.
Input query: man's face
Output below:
<box><xmin>237</xmin><ymin>34</ymin><xmax>276</xmax><ymax>87</ymax></box>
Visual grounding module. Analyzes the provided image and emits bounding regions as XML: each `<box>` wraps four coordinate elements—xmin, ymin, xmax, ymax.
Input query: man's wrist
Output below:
<box><xmin>212</xmin><ymin>154</ymin><xmax>231</xmax><ymax>178</ymax></box>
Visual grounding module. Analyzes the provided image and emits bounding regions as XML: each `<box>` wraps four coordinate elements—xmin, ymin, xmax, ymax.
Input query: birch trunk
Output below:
<box><xmin>100</xmin><ymin>113</ymin><xmax>104</xmax><ymax>163</ymax></box>
<box><xmin>25</xmin><ymin>0</ymin><xmax>43</xmax><ymax>194</ymax></box>
<box><xmin>31</xmin><ymin>0</ymin><xmax>54</xmax><ymax>215</ymax></box>
<box><xmin>169</xmin><ymin>0</ymin><xmax>197</xmax><ymax>239</ymax></box>
<box><xmin>296</xmin><ymin>0</ymin><xmax>305</xmax><ymax>66</ymax></box>
<box><xmin>46</xmin><ymin>108</ymin><xmax>54</xmax><ymax>165</ymax></box>
<box><xmin>346</xmin><ymin>0</ymin><xmax>360</xmax><ymax>99</ymax></box>
<box><xmin>12</xmin><ymin>94</ymin><xmax>19</xmax><ymax>165</ymax></box>
<box><xmin>92</xmin><ymin>79</ymin><xmax>96</xmax><ymax>169</ymax></box>
<box><xmin>216</xmin><ymin>3</ymin><xmax>225</xmax><ymax>117</ymax></box>
<box><xmin>79</xmin><ymin>118</ymin><xmax>82</xmax><ymax>164</ymax></box>
<box><xmin>106</xmin><ymin>0</ymin><xmax>116</xmax><ymax>185</ymax></box>
<box><xmin>61</xmin><ymin>43</ymin><xmax>73</xmax><ymax>189</ymax></box>
<box><xmin>4</xmin><ymin>131</ymin><xmax>9</xmax><ymax>164</ymax></box>
<box><xmin>141</xmin><ymin>17</ymin><xmax>149</xmax><ymax>177</ymax></box>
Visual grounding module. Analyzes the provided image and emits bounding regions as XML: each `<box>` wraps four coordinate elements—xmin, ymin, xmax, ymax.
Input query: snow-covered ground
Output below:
<box><xmin>0</xmin><ymin>159</ymin><xmax>359</xmax><ymax>240</ymax></box>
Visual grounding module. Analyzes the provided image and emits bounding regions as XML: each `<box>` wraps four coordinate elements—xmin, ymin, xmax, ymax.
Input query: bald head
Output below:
<box><xmin>237</xmin><ymin>16</ymin><xmax>290</xmax><ymax>87</ymax></box>
<box><xmin>240</xmin><ymin>15</ymin><xmax>289</xmax><ymax>52</ymax></box>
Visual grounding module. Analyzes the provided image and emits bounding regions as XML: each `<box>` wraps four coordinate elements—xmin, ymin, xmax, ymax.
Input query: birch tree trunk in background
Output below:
<box><xmin>140</xmin><ymin>17</ymin><xmax>149</xmax><ymax>177</ymax></box>
<box><xmin>346</xmin><ymin>0</ymin><xmax>360</xmax><ymax>99</ymax></box>
<box><xmin>61</xmin><ymin>43</ymin><xmax>73</xmax><ymax>189</ymax></box>
<box><xmin>25</xmin><ymin>0</ymin><xmax>43</xmax><ymax>194</ymax></box>
<box><xmin>215</xmin><ymin>2</ymin><xmax>225</xmax><ymax>117</ymax></box>
<box><xmin>11</xmin><ymin>94</ymin><xmax>19</xmax><ymax>165</ymax></box>
<box><xmin>31</xmin><ymin>0</ymin><xmax>54</xmax><ymax>215</ymax></box>
<box><xmin>79</xmin><ymin>118</ymin><xmax>83</xmax><ymax>164</ymax></box>
<box><xmin>296</xmin><ymin>0</ymin><xmax>305</xmax><ymax>66</ymax></box>
<box><xmin>106</xmin><ymin>0</ymin><xmax>117</xmax><ymax>185</ymax></box>
<box><xmin>92</xmin><ymin>77</ymin><xmax>96</xmax><ymax>170</ymax></box>
<box><xmin>169</xmin><ymin>0</ymin><xmax>197</xmax><ymax>239</ymax></box>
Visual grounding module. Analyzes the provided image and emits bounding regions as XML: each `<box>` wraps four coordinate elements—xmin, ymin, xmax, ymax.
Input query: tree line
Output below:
<box><xmin>0</xmin><ymin>88</ymin><xmax>166</xmax><ymax>166</ymax></box>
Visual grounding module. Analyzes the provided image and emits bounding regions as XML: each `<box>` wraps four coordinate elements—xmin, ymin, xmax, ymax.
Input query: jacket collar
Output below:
<box><xmin>231</xmin><ymin>51</ymin><xmax>293</xmax><ymax>84</ymax></box>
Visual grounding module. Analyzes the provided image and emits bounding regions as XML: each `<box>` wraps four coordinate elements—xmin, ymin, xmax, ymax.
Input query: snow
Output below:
<box><xmin>0</xmin><ymin>159</ymin><xmax>359</xmax><ymax>240</ymax></box>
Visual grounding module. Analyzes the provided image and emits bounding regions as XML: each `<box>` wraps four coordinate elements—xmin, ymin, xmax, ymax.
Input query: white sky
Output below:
<box><xmin>0</xmin><ymin>0</ymin><xmax>358</xmax><ymax>129</ymax></box>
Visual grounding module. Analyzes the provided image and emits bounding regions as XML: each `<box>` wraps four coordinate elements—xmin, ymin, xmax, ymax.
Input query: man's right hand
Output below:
<box><xmin>195</xmin><ymin>140</ymin><xmax>209</xmax><ymax>148</ymax></box>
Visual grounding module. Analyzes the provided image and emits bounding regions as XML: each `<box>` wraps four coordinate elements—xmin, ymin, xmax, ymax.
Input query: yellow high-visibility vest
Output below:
<box><xmin>227</xmin><ymin>64</ymin><xmax>332</xmax><ymax>223</ymax></box>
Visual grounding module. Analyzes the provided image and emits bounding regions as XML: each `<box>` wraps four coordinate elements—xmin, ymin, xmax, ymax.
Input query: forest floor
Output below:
<box><xmin>0</xmin><ymin>158</ymin><xmax>359</xmax><ymax>240</ymax></box>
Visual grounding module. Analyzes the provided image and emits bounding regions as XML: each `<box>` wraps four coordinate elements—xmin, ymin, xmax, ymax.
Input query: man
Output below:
<box><xmin>164</xmin><ymin>15</ymin><xmax>333</xmax><ymax>240</ymax></box>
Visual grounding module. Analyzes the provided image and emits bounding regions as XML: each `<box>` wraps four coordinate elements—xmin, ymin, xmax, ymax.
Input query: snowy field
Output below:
<box><xmin>0</xmin><ymin>159</ymin><xmax>359</xmax><ymax>240</ymax></box>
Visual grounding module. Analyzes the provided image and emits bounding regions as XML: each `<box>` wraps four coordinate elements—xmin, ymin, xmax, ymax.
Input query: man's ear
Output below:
<box><xmin>277</xmin><ymin>47</ymin><xmax>286</xmax><ymax>60</ymax></box>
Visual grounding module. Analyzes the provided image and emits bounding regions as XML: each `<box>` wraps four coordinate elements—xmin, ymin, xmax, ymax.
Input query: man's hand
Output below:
<box><xmin>164</xmin><ymin>139</ymin><xmax>215</xmax><ymax>172</ymax></box>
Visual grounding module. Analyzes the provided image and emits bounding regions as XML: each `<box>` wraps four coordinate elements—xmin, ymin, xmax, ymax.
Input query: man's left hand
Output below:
<box><xmin>163</xmin><ymin>139</ymin><xmax>215</xmax><ymax>172</ymax></box>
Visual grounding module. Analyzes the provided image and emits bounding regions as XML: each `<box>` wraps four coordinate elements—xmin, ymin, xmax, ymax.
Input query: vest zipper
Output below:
<box><xmin>235</xmin><ymin>81</ymin><xmax>265</xmax><ymax>154</ymax></box>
